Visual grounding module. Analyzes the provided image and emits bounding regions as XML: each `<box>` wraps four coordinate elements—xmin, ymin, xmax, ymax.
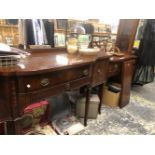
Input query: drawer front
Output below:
<box><xmin>17</xmin><ymin>65</ymin><xmax>91</xmax><ymax>93</ymax></box>
<box><xmin>17</xmin><ymin>77</ymin><xmax>90</xmax><ymax>113</ymax></box>
<box><xmin>92</xmin><ymin>59</ymin><xmax>109</xmax><ymax>86</ymax></box>
<box><xmin>108</xmin><ymin>63</ymin><xmax>121</xmax><ymax>77</ymax></box>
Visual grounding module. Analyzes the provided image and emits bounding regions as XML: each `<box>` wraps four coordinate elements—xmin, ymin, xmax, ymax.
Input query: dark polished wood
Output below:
<box><xmin>0</xmin><ymin>49</ymin><xmax>111</xmax><ymax>134</ymax></box>
<box><xmin>84</xmin><ymin>85</ymin><xmax>91</xmax><ymax>126</ymax></box>
<box><xmin>0</xmin><ymin>19</ymin><xmax>139</xmax><ymax>134</ymax></box>
<box><xmin>0</xmin><ymin>122</ymin><xmax>6</xmax><ymax>135</ymax></box>
<box><xmin>120</xmin><ymin>59</ymin><xmax>136</xmax><ymax>107</ymax></box>
<box><xmin>98</xmin><ymin>84</ymin><xmax>104</xmax><ymax>114</ymax></box>
<box><xmin>91</xmin><ymin>59</ymin><xmax>109</xmax><ymax>86</ymax></box>
<box><xmin>108</xmin><ymin>54</ymin><xmax>136</xmax><ymax>108</ymax></box>
<box><xmin>0</xmin><ymin>49</ymin><xmax>110</xmax><ymax>76</ymax></box>
<box><xmin>116</xmin><ymin>19</ymin><xmax>139</xmax><ymax>54</ymax></box>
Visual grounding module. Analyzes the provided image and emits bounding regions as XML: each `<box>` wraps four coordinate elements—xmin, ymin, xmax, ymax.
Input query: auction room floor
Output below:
<box><xmin>79</xmin><ymin>81</ymin><xmax>155</xmax><ymax>135</ymax></box>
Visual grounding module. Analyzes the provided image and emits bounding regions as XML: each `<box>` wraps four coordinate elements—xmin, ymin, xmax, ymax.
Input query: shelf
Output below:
<box><xmin>55</xmin><ymin>29</ymin><xmax>70</xmax><ymax>34</ymax></box>
<box><xmin>0</xmin><ymin>25</ymin><xmax>18</xmax><ymax>28</ymax></box>
<box><xmin>92</xmin><ymin>32</ymin><xmax>110</xmax><ymax>37</ymax></box>
<box><xmin>55</xmin><ymin>30</ymin><xmax>117</xmax><ymax>37</ymax></box>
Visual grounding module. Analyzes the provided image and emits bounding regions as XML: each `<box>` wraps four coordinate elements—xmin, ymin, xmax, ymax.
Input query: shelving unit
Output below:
<box><xmin>92</xmin><ymin>32</ymin><xmax>110</xmax><ymax>37</ymax></box>
<box><xmin>0</xmin><ymin>19</ymin><xmax>19</xmax><ymax>45</ymax></box>
<box><xmin>0</xmin><ymin>25</ymin><xmax>18</xmax><ymax>28</ymax></box>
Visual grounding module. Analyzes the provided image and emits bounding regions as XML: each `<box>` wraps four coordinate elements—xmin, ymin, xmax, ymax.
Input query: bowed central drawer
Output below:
<box><xmin>17</xmin><ymin>65</ymin><xmax>91</xmax><ymax>93</ymax></box>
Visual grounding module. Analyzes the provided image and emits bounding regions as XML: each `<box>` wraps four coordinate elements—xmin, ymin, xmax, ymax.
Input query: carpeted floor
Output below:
<box><xmin>79</xmin><ymin>81</ymin><xmax>155</xmax><ymax>135</ymax></box>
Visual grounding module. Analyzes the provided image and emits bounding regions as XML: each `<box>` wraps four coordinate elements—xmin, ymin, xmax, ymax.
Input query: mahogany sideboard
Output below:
<box><xmin>0</xmin><ymin>48</ymin><xmax>110</xmax><ymax>134</ymax></box>
<box><xmin>0</xmin><ymin>48</ymin><xmax>136</xmax><ymax>135</ymax></box>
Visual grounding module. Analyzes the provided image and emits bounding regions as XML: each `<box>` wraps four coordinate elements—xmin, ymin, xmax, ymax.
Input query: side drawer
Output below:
<box><xmin>92</xmin><ymin>59</ymin><xmax>109</xmax><ymax>86</ymax></box>
<box><xmin>108</xmin><ymin>63</ymin><xmax>121</xmax><ymax>77</ymax></box>
<box><xmin>17</xmin><ymin>65</ymin><xmax>91</xmax><ymax>93</ymax></box>
<box><xmin>17</xmin><ymin>76</ymin><xmax>90</xmax><ymax>114</ymax></box>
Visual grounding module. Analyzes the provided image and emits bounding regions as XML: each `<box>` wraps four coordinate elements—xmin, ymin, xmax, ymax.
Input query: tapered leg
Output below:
<box><xmin>84</xmin><ymin>85</ymin><xmax>91</xmax><ymax>126</ymax></box>
<box><xmin>98</xmin><ymin>84</ymin><xmax>104</xmax><ymax>114</ymax></box>
<box><xmin>7</xmin><ymin>118</ymin><xmax>22</xmax><ymax>135</ymax></box>
<box><xmin>14</xmin><ymin>118</ymin><xmax>22</xmax><ymax>135</ymax></box>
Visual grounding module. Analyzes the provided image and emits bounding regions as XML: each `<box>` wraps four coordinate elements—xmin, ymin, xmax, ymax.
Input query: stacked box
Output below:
<box><xmin>76</xmin><ymin>95</ymin><xmax>99</xmax><ymax>119</ymax></box>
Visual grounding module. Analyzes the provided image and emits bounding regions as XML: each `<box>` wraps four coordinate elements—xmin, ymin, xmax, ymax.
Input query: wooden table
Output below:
<box><xmin>0</xmin><ymin>48</ymin><xmax>110</xmax><ymax>134</ymax></box>
<box><xmin>0</xmin><ymin>48</ymin><xmax>136</xmax><ymax>134</ymax></box>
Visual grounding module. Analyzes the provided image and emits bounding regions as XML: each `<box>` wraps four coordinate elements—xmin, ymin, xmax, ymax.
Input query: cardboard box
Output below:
<box><xmin>103</xmin><ymin>87</ymin><xmax>120</xmax><ymax>107</ymax></box>
<box><xmin>76</xmin><ymin>95</ymin><xmax>99</xmax><ymax>119</ymax></box>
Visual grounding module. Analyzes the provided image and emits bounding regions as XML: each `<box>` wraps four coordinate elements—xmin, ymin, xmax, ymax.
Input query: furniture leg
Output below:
<box><xmin>84</xmin><ymin>85</ymin><xmax>91</xmax><ymax>126</ymax></box>
<box><xmin>98</xmin><ymin>84</ymin><xmax>104</xmax><ymax>114</ymax></box>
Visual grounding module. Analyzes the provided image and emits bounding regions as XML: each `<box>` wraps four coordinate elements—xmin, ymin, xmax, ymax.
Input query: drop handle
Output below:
<box><xmin>83</xmin><ymin>69</ymin><xmax>89</xmax><ymax>76</ymax></box>
<box><xmin>40</xmin><ymin>78</ymin><xmax>50</xmax><ymax>87</ymax></box>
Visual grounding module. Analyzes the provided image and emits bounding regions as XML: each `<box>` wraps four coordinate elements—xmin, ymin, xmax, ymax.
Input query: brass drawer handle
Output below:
<box><xmin>40</xmin><ymin>78</ymin><xmax>50</xmax><ymax>87</ymax></box>
<box><xmin>65</xmin><ymin>83</ymin><xmax>70</xmax><ymax>90</ymax></box>
<box><xmin>83</xmin><ymin>69</ymin><xmax>89</xmax><ymax>76</ymax></box>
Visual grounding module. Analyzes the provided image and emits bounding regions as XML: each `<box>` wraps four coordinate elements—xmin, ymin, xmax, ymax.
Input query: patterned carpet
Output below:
<box><xmin>79</xmin><ymin>81</ymin><xmax>155</xmax><ymax>135</ymax></box>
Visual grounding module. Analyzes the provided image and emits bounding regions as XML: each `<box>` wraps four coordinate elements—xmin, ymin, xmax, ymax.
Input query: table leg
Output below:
<box><xmin>98</xmin><ymin>84</ymin><xmax>104</xmax><ymax>114</ymax></box>
<box><xmin>84</xmin><ymin>85</ymin><xmax>91</xmax><ymax>126</ymax></box>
